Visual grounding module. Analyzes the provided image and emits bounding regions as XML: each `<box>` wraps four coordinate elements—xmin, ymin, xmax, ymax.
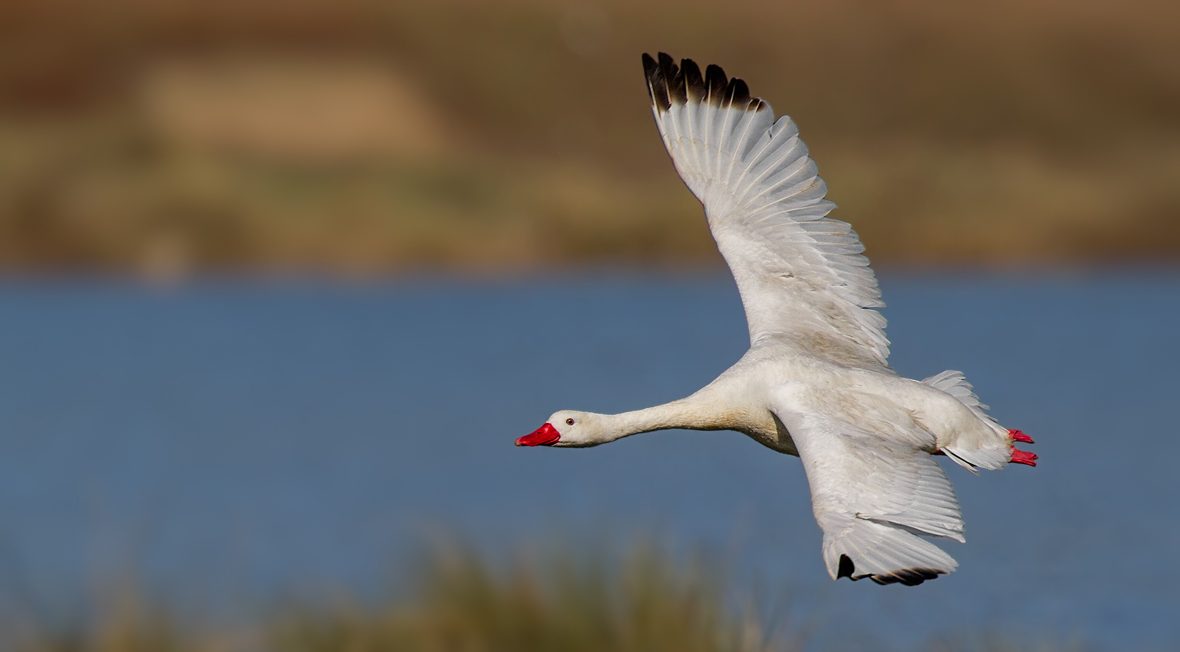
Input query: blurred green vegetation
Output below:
<box><xmin>1</xmin><ymin>0</ymin><xmax>1178</xmax><ymax>276</ymax></box>
<box><xmin>3</xmin><ymin>543</ymin><xmax>1087</xmax><ymax>652</ymax></box>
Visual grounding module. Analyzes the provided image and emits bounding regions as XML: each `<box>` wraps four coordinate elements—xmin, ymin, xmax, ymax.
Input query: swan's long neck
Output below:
<box><xmin>595</xmin><ymin>396</ymin><xmax>719</xmax><ymax>444</ymax></box>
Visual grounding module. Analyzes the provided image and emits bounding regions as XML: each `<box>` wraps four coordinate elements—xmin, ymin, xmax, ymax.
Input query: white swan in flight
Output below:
<box><xmin>516</xmin><ymin>53</ymin><xmax>1037</xmax><ymax>586</ymax></box>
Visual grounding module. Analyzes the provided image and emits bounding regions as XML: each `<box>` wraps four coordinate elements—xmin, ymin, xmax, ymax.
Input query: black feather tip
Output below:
<box><xmin>868</xmin><ymin>567</ymin><xmax>944</xmax><ymax>587</ymax></box>
<box><xmin>837</xmin><ymin>554</ymin><xmax>944</xmax><ymax>587</ymax></box>
<box><xmin>641</xmin><ymin>52</ymin><xmax>764</xmax><ymax>114</ymax></box>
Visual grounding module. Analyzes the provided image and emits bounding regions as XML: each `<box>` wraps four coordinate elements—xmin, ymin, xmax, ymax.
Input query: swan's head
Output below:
<box><xmin>515</xmin><ymin>411</ymin><xmax>603</xmax><ymax>447</ymax></box>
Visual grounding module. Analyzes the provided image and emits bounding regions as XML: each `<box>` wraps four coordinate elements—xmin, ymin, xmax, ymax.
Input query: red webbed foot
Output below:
<box><xmin>1009</xmin><ymin>429</ymin><xmax>1034</xmax><ymax>444</ymax></box>
<box><xmin>1008</xmin><ymin>429</ymin><xmax>1037</xmax><ymax>466</ymax></box>
<box><xmin>1010</xmin><ymin>448</ymin><xmax>1038</xmax><ymax>466</ymax></box>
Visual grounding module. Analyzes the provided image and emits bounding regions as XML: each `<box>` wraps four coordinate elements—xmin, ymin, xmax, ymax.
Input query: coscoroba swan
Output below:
<box><xmin>516</xmin><ymin>53</ymin><xmax>1037</xmax><ymax>586</ymax></box>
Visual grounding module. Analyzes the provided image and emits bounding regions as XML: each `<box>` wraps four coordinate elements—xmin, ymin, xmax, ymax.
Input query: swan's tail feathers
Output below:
<box><xmin>923</xmin><ymin>370</ymin><xmax>1038</xmax><ymax>471</ymax></box>
<box><xmin>922</xmin><ymin>370</ymin><xmax>991</xmax><ymax>415</ymax></box>
<box><xmin>943</xmin><ymin>435</ymin><xmax>1037</xmax><ymax>472</ymax></box>
<box><xmin>822</xmin><ymin>516</ymin><xmax>958</xmax><ymax>586</ymax></box>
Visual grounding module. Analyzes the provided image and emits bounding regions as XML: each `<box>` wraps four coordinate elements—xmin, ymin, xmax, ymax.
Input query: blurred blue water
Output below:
<box><xmin>0</xmin><ymin>272</ymin><xmax>1177</xmax><ymax>649</ymax></box>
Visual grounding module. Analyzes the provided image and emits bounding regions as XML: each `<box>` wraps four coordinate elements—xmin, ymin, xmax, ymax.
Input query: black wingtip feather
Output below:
<box><xmin>642</xmin><ymin>52</ymin><xmax>765</xmax><ymax>114</ymax></box>
<box><xmin>867</xmin><ymin>567</ymin><xmax>944</xmax><ymax>587</ymax></box>
<box><xmin>725</xmin><ymin>77</ymin><xmax>751</xmax><ymax>108</ymax></box>
<box><xmin>657</xmin><ymin>53</ymin><xmax>686</xmax><ymax>106</ymax></box>
<box><xmin>680</xmin><ymin>58</ymin><xmax>705</xmax><ymax>102</ymax></box>
<box><xmin>837</xmin><ymin>555</ymin><xmax>944</xmax><ymax>587</ymax></box>
<box><xmin>642</xmin><ymin>52</ymin><xmax>657</xmax><ymax>77</ymax></box>
<box><xmin>837</xmin><ymin>554</ymin><xmax>855</xmax><ymax>579</ymax></box>
<box><xmin>704</xmin><ymin>64</ymin><xmax>727</xmax><ymax>103</ymax></box>
<box><xmin>642</xmin><ymin>53</ymin><xmax>670</xmax><ymax>111</ymax></box>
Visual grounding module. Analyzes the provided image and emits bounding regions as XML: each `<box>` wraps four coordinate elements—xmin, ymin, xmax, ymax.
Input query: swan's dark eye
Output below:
<box><xmin>565</xmin><ymin>418</ymin><xmax>575</xmax><ymax>426</ymax></box>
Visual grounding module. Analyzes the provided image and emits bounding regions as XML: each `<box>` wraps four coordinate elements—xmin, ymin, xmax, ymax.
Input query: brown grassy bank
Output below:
<box><xmin>2</xmin><ymin>544</ymin><xmax>1085</xmax><ymax>652</ymax></box>
<box><xmin>1</xmin><ymin>0</ymin><xmax>1178</xmax><ymax>277</ymax></box>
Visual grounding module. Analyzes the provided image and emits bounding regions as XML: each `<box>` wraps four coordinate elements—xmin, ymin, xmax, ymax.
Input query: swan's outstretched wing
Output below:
<box><xmin>643</xmin><ymin>53</ymin><xmax>888</xmax><ymax>368</ymax></box>
<box><xmin>770</xmin><ymin>386</ymin><xmax>964</xmax><ymax>585</ymax></box>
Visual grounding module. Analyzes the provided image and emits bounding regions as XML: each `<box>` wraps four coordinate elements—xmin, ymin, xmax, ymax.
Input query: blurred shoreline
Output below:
<box><xmin>2</xmin><ymin>0</ymin><xmax>1178</xmax><ymax>278</ymax></box>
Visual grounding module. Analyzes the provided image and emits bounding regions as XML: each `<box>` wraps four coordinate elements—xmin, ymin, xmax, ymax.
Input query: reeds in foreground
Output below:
<box><xmin>269</xmin><ymin>543</ymin><xmax>781</xmax><ymax>652</ymax></box>
<box><xmin>4</xmin><ymin>544</ymin><xmax>781</xmax><ymax>652</ymax></box>
<box><xmin>4</xmin><ymin>542</ymin><xmax>1087</xmax><ymax>652</ymax></box>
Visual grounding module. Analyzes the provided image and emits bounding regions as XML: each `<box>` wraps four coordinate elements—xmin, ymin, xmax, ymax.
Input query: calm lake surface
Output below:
<box><xmin>1</xmin><ymin>272</ymin><xmax>1177</xmax><ymax>649</ymax></box>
